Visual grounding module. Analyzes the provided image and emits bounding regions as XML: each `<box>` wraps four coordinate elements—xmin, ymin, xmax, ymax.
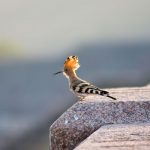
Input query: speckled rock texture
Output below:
<box><xmin>75</xmin><ymin>123</ymin><xmax>150</xmax><ymax>150</ymax></box>
<box><xmin>49</xmin><ymin>85</ymin><xmax>150</xmax><ymax>150</ymax></box>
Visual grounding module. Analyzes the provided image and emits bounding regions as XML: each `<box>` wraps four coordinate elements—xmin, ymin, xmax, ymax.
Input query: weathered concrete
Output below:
<box><xmin>49</xmin><ymin>85</ymin><xmax>150</xmax><ymax>150</ymax></box>
<box><xmin>75</xmin><ymin>123</ymin><xmax>150</xmax><ymax>150</ymax></box>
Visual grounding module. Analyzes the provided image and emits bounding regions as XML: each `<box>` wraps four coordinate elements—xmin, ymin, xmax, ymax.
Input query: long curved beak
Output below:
<box><xmin>53</xmin><ymin>71</ymin><xmax>64</xmax><ymax>75</ymax></box>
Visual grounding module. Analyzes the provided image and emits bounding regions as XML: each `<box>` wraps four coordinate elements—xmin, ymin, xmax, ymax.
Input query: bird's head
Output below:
<box><xmin>53</xmin><ymin>56</ymin><xmax>80</xmax><ymax>77</ymax></box>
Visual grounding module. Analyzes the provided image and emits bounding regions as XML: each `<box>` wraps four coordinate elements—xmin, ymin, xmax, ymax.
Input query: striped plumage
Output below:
<box><xmin>54</xmin><ymin>56</ymin><xmax>116</xmax><ymax>100</ymax></box>
<box><xmin>70</xmin><ymin>78</ymin><xmax>116</xmax><ymax>100</ymax></box>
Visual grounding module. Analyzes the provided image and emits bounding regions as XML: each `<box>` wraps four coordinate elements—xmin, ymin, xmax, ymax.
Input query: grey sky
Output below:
<box><xmin>0</xmin><ymin>0</ymin><xmax>150</xmax><ymax>60</ymax></box>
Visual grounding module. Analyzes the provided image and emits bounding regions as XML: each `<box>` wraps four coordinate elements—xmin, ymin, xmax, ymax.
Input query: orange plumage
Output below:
<box><xmin>64</xmin><ymin>56</ymin><xmax>80</xmax><ymax>70</ymax></box>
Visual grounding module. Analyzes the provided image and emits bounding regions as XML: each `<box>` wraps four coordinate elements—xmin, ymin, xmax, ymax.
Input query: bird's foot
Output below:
<box><xmin>78</xmin><ymin>96</ymin><xmax>86</xmax><ymax>101</ymax></box>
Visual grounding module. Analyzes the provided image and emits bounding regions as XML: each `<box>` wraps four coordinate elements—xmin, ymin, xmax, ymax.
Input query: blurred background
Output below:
<box><xmin>0</xmin><ymin>0</ymin><xmax>150</xmax><ymax>149</ymax></box>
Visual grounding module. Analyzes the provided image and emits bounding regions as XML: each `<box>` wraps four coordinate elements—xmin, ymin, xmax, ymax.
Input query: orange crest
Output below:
<box><xmin>64</xmin><ymin>56</ymin><xmax>80</xmax><ymax>70</ymax></box>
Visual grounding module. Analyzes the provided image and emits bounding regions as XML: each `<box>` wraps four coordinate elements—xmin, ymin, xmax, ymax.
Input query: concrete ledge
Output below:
<box><xmin>49</xmin><ymin>85</ymin><xmax>150</xmax><ymax>150</ymax></box>
<box><xmin>75</xmin><ymin>123</ymin><xmax>150</xmax><ymax>150</ymax></box>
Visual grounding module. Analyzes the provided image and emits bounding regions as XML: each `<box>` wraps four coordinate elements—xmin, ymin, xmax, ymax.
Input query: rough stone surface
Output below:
<box><xmin>49</xmin><ymin>85</ymin><xmax>150</xmax><ymax>150</ymax></box>
<box><xmin>75</xmin><ymin>123</ymin><xmax>150</xmax><ymax>150</ymax></box>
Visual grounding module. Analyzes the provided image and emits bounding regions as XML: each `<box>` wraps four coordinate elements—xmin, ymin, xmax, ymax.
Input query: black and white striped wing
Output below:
<box><xmin>72</xmin><ymin>82</ymin><xmax>108</xmax><ymax>95</ymax></box>
<box><xmin>72</xmin><ymin>82</ymin><xmax>116</xmax><ymax>100</ymax></box>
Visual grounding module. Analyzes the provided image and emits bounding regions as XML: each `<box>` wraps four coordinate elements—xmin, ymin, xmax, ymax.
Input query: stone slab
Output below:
<box><xmin>75</xmin><ymin>123</ymin><xmax>150</xmax><ymax>150</ymax></box>
<box><xmin>49</xmin><ymin>85</ymin><xmax>150</xmax><ymax>150</ymax></box>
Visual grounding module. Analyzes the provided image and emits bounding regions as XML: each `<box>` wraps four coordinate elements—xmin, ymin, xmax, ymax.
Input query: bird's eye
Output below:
<box><xmin>65</xmin><ymin>69</ymin><xmax>68</xmax><ymax>72</ymax></box>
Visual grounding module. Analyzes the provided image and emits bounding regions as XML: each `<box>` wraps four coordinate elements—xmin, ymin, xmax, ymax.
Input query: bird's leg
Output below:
<box><xmin>78</xmin><ymin>96</ymin><xmax>86</xmax><ymax>101</ymax></box>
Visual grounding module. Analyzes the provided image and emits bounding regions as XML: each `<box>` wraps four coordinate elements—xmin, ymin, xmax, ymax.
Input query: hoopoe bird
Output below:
<box><xmin>54</xmin><ymin>56</ymin><xmax>116</xmax><ymax>101</ymax></box>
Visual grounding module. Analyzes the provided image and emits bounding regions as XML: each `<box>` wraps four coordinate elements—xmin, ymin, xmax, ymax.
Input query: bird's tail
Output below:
<box><xmin>107</xmin><ymin>95</ymin><xmax>117</xmax><ymax>100</ymax></box>
<box><xmin>100</xmin><ymin>90</ymin><xmax>117</xmax><ymax>100</ymax></box>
